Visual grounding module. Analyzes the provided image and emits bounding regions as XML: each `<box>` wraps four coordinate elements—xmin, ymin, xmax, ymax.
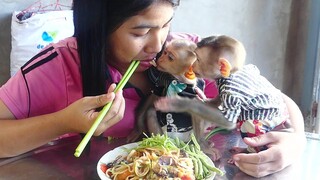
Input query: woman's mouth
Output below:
<box><xmin>138</xmin><ymin>59</ymin><xmax>155</xmax><ymax>69</ymax></box>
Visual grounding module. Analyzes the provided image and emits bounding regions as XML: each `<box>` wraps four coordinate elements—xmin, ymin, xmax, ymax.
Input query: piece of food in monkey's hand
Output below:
<box><xmin>150</xmin><ymin>59</ymin><xmax>157</xmax><ymax>67</ymax></box>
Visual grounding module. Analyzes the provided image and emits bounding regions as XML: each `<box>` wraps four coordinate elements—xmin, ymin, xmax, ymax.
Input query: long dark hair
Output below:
<box><xmin>73</xmin><ymin>0</ymin><xmax>180</xmax><ymax>97</ymax></box>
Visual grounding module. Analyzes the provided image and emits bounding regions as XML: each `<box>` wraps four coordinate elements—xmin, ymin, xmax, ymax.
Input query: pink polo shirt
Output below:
<box><xmin>0</xmin><ymin>33</ymin><xmax>218</xmax><ymax>138</ymax></box>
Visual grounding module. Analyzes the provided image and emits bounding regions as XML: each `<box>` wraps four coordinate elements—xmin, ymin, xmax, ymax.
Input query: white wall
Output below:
<box><xmin>0</xmin><ymin>0</ymin><xmax>292</xmax><ymax>90</ymax></box>
<box><xmin>171</xmin><ymin>0</ymin><xmax>292</xmax><ymax>90</ymax></box>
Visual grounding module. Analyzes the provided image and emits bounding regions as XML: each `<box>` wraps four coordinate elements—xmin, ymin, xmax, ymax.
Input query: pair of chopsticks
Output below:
<box><xmin>74</xmin><ymin>60</ymin><xmax>140</xmax><ymax>157</ymax></box>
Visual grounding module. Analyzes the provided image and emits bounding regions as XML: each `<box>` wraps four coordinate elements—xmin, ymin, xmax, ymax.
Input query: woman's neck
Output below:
<box><xmin>129</xmin><ymin>71</ymin><xmax>153</xmax><ymax>96</ymax></box>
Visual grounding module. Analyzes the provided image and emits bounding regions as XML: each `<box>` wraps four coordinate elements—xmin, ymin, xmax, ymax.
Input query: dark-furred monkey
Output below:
<box><xmin>128</xmin><ymin>38</ymin><xmax>203</xmax><ymax>142</ymax></box>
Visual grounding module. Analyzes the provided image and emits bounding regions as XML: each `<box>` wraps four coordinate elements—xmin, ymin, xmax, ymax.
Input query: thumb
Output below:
<box><xmin>86</xmin><ymin>93</ymin><xmax>115</xmax><ymax>109</ymax></box>
<box><xmin>243</xmin><ymin>133</ymin><xmax>276</xmax><ymax>147</ymax></box>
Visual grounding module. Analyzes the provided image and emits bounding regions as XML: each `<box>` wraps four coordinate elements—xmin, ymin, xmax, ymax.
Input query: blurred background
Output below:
<box><xmin>0</xmin><ymin>0</ymin><xmax>319</xmax><ymax>133</ymax></box>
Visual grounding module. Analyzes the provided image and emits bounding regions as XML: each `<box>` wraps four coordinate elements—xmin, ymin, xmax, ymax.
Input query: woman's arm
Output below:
<box><xmin>281</xmin><ymin>93</ymin><xmax>305</xmax><ymax>133</ymax></box>
<box><xmin>232</xmin><ymin>93</ymin><xmax>306</xmax><ymax>177</ymax></box>
<box><xmin>0</xmin><ymin>84</ymin><xmax>125</xmax><ymax>158</ymax></box>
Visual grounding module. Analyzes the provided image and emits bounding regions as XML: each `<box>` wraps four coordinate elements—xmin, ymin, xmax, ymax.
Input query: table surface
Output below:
<box><xmin>0</xmin><ymin>132</ymin><xmax>319</xmax><ymax>180</ymax></box>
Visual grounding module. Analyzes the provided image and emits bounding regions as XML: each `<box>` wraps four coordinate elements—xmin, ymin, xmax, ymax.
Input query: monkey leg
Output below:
<box><xmin>127</xmin><ymin>128</ymin><xmax>144</xmax><ymax>143</ymax></box>
<box><xmin>146</xmin><ymin>107</ymin><xmax>163</xmax><ymax>135</ymax></box>
<box><xmin>127</xmin><ymin>95</ymin><xmax>159</xmax><ymax>142</ymax></box>
<box><xmin>199</xmin><ymin>138</ymin><xmax>221</xmax><ymax>161</ymax></box>
<box><xmin>192</xmin><ymin>118</ymin><xmax>221</xmax><ymax>161</ymax></box>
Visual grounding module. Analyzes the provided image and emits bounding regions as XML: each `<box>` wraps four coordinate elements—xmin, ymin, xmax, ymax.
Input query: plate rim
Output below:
<box><xmin>97</xmin><ymin>142</ymin><xmax>138</xmax><ymax>180</ymax></box>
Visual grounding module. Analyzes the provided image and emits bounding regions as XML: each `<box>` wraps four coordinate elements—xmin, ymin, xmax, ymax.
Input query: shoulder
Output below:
<box><xmin>167</xmin><ymin>32</ymin><xmax>201</xmax><ymax>43</ymax></box>
<box><xmin>20</xmin><ymin>37</ymin><xmax>80</xmax><ymax>75</ymax></box>
<box><xmin>242</xmin><ymin>64</ymin><xmax>260</xmax><ymax>74</ymax></box>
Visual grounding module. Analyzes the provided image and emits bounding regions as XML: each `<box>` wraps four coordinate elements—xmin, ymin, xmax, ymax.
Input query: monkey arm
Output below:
<box><xmin>128</xmin><ymin>94</ymin><xmax>160</xmax><ymax>142</ymax></box>
<box><xmin>135</xmin><ymin>94</ymin><xmax>160</xmax><ymax>130</ymax></box>
<box><xmin>154</xmin><ymin>97</ymin><xmax>236</xmax><ymax>130</ymax></box>
<box><xmin>206</xmin><ymin>97</ymin><xmax>222</xmax><ymax>108</ymax></box>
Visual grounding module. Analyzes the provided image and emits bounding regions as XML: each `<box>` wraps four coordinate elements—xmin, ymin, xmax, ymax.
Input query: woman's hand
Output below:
<box><xmin>232</xmin><ymin>131</ymin><xmax>306</xmax><ymax>177</ymax></box>
<box><xmin>58</xmin><ymin>83</ymin><xmax>125</xmax><ymax>135</ymax></box>
<box><xmin>232</xmin><ymin>93</ymin><xmax>306</xmax><ymax>177</ymax></box>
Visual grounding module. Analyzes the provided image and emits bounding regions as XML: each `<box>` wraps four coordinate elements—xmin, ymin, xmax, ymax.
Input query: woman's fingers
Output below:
<box><xmin>242</xmin><ymin>132</ymin><xmax>278</xmax><ymax>148</ymax></box>
<box><xmin>234</xmin><ymin>159</ymin><xmax>274</xmax><ymax>178</ymax></box>
<box><xmin>233</xmin><ymin>149</ymin><xmax>281</xmax><ymax>177</ymax></box>
<box><xmin>232</xmin><ymin>131</ymin><xmax>299</xmax><ymax>178</ymax></box>
<box><xmin>94</xmin><ymin>89</ymin><xmax>125</xmax><ymax>135</ymax></box>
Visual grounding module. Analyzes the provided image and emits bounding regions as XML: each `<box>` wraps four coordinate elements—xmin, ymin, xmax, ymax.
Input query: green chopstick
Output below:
<box><xmin>74</xmin><ymin>60</ymin><xmax>140</xmax><ymax>157</ymax></box>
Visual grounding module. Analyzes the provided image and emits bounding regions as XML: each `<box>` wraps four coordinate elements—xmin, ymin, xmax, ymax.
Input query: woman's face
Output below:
<box><xmin>108</xmin><ymin>2</ymin><xmax>174</xmax><ymax>73</ymax></box>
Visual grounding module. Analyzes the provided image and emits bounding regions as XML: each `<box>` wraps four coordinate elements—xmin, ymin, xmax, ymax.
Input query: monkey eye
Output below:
<box><xmin>168</xmin><ymin>53</ymin><xmax>175</xmax><ymax>61</ymax></box>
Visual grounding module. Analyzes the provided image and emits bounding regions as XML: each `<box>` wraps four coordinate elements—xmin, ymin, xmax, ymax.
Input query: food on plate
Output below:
<box><xmin>99</xmin><ymin>134</ymin><xmax>224</xmax><ymax>180</ymax></box>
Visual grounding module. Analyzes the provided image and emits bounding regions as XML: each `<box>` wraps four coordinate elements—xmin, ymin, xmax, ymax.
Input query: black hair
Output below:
<box><xmin>73</xmin><ymin>0</ymin><xmax>180</xmax><ymax>97</ymax></box>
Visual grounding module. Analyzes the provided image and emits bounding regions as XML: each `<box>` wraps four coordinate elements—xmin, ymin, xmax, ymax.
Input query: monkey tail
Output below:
<box><xmin>205</xmin><ymin>127</ymin><xmax>231</xmax><ymax>140</ymax></box>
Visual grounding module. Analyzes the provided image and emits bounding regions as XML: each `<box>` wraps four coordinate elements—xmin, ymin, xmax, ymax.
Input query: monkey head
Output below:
<box><xmin>156</xmin><ymin>39</ymin><xmax>197</xmax><ymax>78</ymax></box>
<box><xmin>193</xmin><ymin>35</ymin><xmax>246</xmax><ymax>80</ymax></box>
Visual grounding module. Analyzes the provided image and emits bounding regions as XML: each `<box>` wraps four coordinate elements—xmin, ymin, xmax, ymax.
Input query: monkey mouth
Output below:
<box><xmin>139</xmin><ymin>59</ymin><xmax>154</xmax><ymax>69</ymax></box>
<box><xmin>150</xmin><ymin>59</ymin><xmax>157</xmax><ymax>67</ymax></box>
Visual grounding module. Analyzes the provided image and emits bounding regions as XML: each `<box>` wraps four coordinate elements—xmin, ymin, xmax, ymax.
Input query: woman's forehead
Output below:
<box><xmin>124</xmin><ymin>3</ymin><xmax>174</xmax><ymax>29</ymax></box>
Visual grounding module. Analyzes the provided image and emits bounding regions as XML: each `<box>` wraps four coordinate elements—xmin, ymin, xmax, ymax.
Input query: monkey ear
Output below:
<box><xmin>219</xmin><ymin>58</ymin><xmax>232</xmax><ymax>78</ymax></box>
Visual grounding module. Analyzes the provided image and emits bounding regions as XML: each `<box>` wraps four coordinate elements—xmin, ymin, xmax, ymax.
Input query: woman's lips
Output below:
<box><xmin>138</xmin><ymin>59</ymin><xmax>154</xmax><ymax>69</ymax></box>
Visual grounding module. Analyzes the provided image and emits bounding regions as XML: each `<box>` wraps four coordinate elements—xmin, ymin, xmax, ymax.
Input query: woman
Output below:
<box><xmin>0</xmin><ymin>0</ymin><xmax>305</xmax><ymax>178</ymax></box>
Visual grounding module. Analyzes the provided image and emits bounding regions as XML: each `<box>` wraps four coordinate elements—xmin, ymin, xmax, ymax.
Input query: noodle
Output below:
<box><xmin>106</xmin><ymin>147</ymin><xmax>195</xmax><ymax>180</ymax></box>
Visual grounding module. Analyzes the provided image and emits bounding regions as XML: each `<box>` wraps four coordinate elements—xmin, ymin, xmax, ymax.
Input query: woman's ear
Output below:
<box><xmin>219</xmin><ymin>58</ymin><xmax>232</xmax><ymax>78</ymax></box>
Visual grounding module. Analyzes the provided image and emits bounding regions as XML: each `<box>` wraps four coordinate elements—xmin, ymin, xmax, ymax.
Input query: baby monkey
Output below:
<box><xmin>155</xmin><ymin>35</ymin><xmax>291</xmax><ymax>156</ymax></box>
<box><xmin>128</xmin><ymin>39</ymin><xmax>232</xmax><ymax>160</ymax></box>
<box><xmin>128</xmin><ymin>39</ymin><xmax>205</xmax><ymax>142</ymax></box>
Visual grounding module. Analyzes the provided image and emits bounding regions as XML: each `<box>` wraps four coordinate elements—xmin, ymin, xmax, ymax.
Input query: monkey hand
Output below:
<box><xmin>194</xmin><ymin>86</ymin><xmax>207</xmax><ymax>101</ymax></box>
<box><xmin>199</xmin><ymin>139</ymin><xmax>221</xmax><ymax>161</ymax></box>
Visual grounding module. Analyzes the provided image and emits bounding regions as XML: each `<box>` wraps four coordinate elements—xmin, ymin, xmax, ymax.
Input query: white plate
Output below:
<box><xmin>97</xmin><ymin>143</ymin><xmax>138</xmax><ymax>180</ymax></box>
<box><xmin>97</xmin><ymin>143</ymin><xmax>216</xmax><ymax>180</ymax></box>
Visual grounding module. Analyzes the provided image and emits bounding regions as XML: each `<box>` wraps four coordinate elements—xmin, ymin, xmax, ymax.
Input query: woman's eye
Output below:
<box><xmin>132</xmin><ymin>30</ymin><xmax>149</xmax><ymax>37</ymax></box>
<box><xmin>133</xmin><ymin>33</ymin><xmax>147</xmax><ymax>37</ymax></box>
<box><xmin>163</xmin><ymin>22</ymin><xmax>171</xmax><ymax>28</ymax></box>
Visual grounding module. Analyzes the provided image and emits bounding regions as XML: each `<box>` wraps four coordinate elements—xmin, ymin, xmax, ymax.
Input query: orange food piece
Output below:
<box><xmin>184</xmin><ymin>66</ymin><xmax>196</xmax><ymax>80</ymax></box>
<box><xmin>100</xmin><ymin>164</ymin><xmax>108</xmax><ymax>173</ymax></box>
<box><xmin>181</xmin><ymin>174</ymin><xmax>194</xmax><ymax>180</ymax></box>
<box><xmin>115</xmin><ymin>169</ymin><xmax>132</xmax><ymax>180</ymax></box>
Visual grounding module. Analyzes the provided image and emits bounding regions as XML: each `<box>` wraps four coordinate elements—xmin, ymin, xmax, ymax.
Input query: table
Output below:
<box><xmin>0</xmin><ymin>132</ymin><xmax>319</xmax><ymax>180</ymax></box>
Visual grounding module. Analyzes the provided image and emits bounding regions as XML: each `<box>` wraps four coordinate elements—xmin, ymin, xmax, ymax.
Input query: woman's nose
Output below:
<box><xmin>145</xmin><ymin>31</ymin><xmax>164</xmax><ymax>54</ymax></box>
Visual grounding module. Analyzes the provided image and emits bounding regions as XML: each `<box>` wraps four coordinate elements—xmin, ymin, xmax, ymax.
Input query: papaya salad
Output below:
<box><xmin>99</xmin><ymin>134</ymin><xmax>224</xmax><ymax>180</ymax></box>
